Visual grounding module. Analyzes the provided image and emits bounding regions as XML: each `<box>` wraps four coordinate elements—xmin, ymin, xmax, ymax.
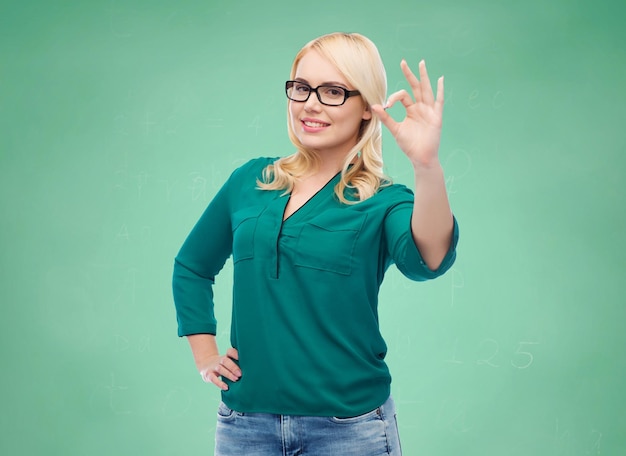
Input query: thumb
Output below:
<box><xmin>371</xmin><ymin>103</ymin><xmax>397</xmax><ymax>133</ymax></box>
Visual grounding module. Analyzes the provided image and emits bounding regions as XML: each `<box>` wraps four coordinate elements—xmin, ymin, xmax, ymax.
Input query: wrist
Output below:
<box><xmin>411</xmin><ymin>158</ymin><xmax>443</xmax><ymax>175</ymax></box>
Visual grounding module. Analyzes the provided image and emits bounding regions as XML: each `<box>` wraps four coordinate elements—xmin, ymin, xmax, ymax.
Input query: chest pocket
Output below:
<box><xmin>294</xmin><ymin>211</ymin><xmax>367</xmax><ymax>275</ymax></box>
<box><xmin>231</xmin><ymin>206</ymin><xmax>265</xmax><ymax>263</ymax></box>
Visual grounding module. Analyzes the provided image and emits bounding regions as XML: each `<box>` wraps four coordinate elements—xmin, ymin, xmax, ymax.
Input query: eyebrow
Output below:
<box><xmin>294</xmin><ymin>77</ymin><xmax>350</xmax><ymax>88</ymax></box>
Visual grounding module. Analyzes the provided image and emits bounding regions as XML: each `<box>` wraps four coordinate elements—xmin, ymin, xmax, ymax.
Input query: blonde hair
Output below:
<box><xmin>257</xmin><ymin>32</ymin><xmax>391</xmax><ymax>204</ymax></box>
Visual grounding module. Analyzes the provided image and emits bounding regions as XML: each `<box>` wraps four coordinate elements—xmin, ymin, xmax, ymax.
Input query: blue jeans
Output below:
<box><xmin>214</xmin><ymin>396</ymin><xmax>402</xmax><ymax>455</ymax></box>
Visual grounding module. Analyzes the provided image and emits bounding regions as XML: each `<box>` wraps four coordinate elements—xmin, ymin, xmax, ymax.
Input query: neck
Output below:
<box><xmin>312</xmin><ymin>149</ymin><xmax>356</xmax><ymax>177</ymax></box>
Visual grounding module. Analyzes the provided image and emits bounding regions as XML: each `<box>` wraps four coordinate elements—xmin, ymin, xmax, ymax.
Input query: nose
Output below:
<box><xmin>303</xmin><ymin>91</ymin><xmax>322</xmax><ymax>112</ymax></box>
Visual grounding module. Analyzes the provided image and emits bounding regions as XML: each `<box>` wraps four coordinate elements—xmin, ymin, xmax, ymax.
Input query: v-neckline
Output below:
<box><xmin>282</xmin><ymin>171</ymin><xmax>341</xmax><ymax>222</ymax></box>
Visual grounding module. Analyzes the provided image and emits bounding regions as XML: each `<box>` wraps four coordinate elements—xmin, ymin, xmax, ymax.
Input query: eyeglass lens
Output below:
<box><xmin>287</xmin><ymin>82</ymin><xmax>347</xmax><ymax>106</ymax></box>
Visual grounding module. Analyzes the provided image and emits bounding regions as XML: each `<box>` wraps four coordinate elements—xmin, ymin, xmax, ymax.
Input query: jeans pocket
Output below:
<box><xmin>330</xmin><ymin>406</ymin><xmax>381</xmax><ymax>424</ymax></box>
<box><xmin>216</xmin><ymin>401</ymin><xmax>237</xmax><ymax>420</ymax></box>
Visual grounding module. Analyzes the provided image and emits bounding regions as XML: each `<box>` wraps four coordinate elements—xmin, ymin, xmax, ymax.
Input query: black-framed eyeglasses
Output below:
<box><xmin>285</xmin><ymin>80</ymin><xmax>361</xmax><ymax>106</ymax></box>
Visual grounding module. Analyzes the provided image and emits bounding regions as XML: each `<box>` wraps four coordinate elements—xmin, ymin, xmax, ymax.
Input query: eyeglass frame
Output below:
<box><xmin>285</xmin><ymin>80</ymin><xmax>361</xmax><ymax>106</ymax></box>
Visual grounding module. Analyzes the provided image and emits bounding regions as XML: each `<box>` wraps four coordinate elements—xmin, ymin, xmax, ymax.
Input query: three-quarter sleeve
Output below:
<box><xmin>383</xmin><ymin>186</ymin><xmax>459</xmax><ymax>281</ymax></box>
<box><xmin>172</xmin><ymin>176</ymin><xmax>234</xmax><ymax>336</ymax></box>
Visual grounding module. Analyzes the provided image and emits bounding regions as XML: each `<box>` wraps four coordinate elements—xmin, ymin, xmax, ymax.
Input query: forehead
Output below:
<box><xmin>294</xmin><ymin>50</ymin><xmax>349</xmax><ymax>86</ymax></box>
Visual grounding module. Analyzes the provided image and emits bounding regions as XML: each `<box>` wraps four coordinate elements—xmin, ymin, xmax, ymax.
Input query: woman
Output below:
<box><xmin>173</xmin><ymin>32</ymin><xmax>459</xmax><ymax>455</ymax></box>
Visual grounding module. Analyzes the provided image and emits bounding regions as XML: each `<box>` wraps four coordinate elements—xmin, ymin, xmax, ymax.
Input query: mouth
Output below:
<box><xmin>302</xmin><ymin>120</ymin><xmax>330</xmax><ymax>128</ymax></box>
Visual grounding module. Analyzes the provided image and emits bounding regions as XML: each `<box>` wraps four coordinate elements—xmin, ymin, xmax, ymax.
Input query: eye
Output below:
<box><xmin>294</xmin><ymin>83</ymin><xmax>311</xmax><ymax>93</ymax></box>
<box><xmin>321</xmin><ymin>86</ymin><xmax>346</xmax><ymax>99</ymax></box>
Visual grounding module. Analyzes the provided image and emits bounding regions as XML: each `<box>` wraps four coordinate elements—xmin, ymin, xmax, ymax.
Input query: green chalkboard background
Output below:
<box><xmin>2</xmin><ymin>0</ymin><xmax>625</xmax><ymax>454</ymax></box>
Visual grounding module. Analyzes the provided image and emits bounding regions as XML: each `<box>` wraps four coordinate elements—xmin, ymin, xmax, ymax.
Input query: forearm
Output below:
<box><xmin>187</xmin><ymin>333</ymin><xmax>220</xmax><ymax>373</ymax></box>
<box><xmin>410</xmin><ymin>161</ymin><xmax>454</xmax><ymax>270</ymax></box>
<box><xmin>187</xmin><ymin>334</ymin><xmax>241</xmax><ymax>389</ymax></box>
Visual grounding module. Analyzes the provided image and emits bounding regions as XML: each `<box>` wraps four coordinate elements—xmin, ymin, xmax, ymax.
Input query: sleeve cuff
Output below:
<box><xmin>398</xmin><ymin>215</ymin><xmax>459</xmax><ymax>281</ymax></box>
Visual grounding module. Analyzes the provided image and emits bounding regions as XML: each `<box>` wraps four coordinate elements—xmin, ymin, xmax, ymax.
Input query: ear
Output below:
<box><xmin>362</xmin><ymin>104</ymin><xmax>372</xmax><ymax>121</ymax></box>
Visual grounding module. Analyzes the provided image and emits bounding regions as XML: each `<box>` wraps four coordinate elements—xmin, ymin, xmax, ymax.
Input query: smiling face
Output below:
<box><xmin>288</xmin><ymin>50</ymin><xmax>372</xmax><ymax>161</ymax></box>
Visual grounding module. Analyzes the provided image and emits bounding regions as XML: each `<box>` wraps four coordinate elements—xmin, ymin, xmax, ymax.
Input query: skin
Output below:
<box><xmin>283</xmin><ymin>50</ymin><xmax>372</xmax><ymax>219</ymax></box>
<box><xmin>288</xmin><ymin>50</ymin><xmax>372</xmax><ymax>168</ymax></box>
<box><xmin>372</xmin><ymin>59</ymin><xmax>454</xmax><ymax>276</ymax></box>
<box><xmin>190</xmin><ymin>52</ymin><xmax>454</xmax><ymax>391</ymax></box>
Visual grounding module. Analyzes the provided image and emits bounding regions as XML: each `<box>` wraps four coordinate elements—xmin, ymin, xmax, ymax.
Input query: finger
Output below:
<box><xmin>417</xmin><ymin>60</ymin><xmax>435</xmax><ymax>105</ymax></box>
<box><xmin>219</xmin><ymin>356</ymin><xmax>242</xmax><ymax>379</ymax></box>
<box><xmin>226</xmin><ymin>347</ymin><xmax>239</xmax><ymax>360</ymax></box>
<box><xmin>435</xmin><ymin>76</ymin><xmax>445</xmax><ymax>115</ymax></box>
<box><xmin>370</xmin><ymin>103</ymin><xmax>399</xmax><ymax>135</ymax></box>
<box><xmin>200</xmin><ymin>367</ymin><xmax>228</xmax><ymax>390</ymax></box>
<box><xmin>213</xmin><ymin>363</ymin><xmax>239</xmax><ymax>385</ymax></box>
<box><xmin>385</xmin><ymin>89</ymin><xmax>414</xmax><ymax>110</ymax></box>
<box><xmin>211</xmin><ymin>360</ymin><xmax>239</xmax><ymax>383</ymax></box>
<box><xmin>206</xmin><ymin>370</ymin><xmax>229</xmax><ymax>391</ymax></box>
<box><xmin>400</xmin><ymin>59</ymin><xmax>422</xmax><ymax>103</ymax></box>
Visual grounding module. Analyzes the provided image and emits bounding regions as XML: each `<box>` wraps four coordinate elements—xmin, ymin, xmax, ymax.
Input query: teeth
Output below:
<box><xmin>303</xmin><ymin>121</ymin><xmax>328</xmax><ymax>128</ymax></box>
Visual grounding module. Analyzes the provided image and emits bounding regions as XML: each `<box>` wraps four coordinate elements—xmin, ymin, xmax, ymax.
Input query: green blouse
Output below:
<box><xmin>173</xmin><ymin>157</ymin><xmax>459</xmax><ymax>417</ymax></box>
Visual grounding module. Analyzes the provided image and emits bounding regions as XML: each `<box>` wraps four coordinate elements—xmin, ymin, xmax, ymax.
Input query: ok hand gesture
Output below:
<box><xmin>371</xmin><ymin>59</ymin><xmax>444</xmax><ymax>168</ymax></box>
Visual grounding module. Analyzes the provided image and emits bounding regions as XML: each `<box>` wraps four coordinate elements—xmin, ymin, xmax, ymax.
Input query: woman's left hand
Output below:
<box><xmin>371</xmin><ymin>59</ymin><xmax>444</xmax><ymax>168</ymax></box>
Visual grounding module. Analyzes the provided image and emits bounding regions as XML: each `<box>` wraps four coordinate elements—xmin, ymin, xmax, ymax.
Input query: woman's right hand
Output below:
<box><xmin>200</xmin><ymin>347</ymin><xmax>241</xmax><ymax>390</ymax></box>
